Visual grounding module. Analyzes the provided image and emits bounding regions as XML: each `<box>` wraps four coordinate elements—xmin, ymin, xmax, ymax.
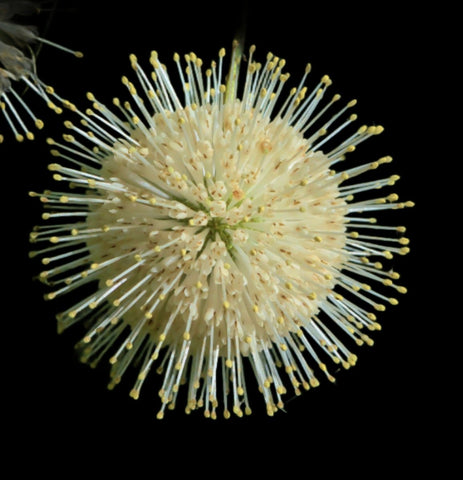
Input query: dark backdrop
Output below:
<box><xmin>2</xmin><ymin>0</ymin><xmax>438</xmax><ymax>475</ymax></box>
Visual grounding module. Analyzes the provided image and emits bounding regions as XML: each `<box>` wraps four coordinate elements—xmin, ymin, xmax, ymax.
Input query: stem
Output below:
<box><xmin>225</xmin><ymin>39</ymin><xmax>243</xmax><ymax>104</ymax></box>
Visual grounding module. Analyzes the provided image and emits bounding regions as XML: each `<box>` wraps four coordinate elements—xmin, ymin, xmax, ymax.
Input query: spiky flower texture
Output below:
<box><xmin>0</xmin><ymin>0</ymin><xmax>82</xmax><ymax>142</ymax></box>
<box><xmin>30</xmin><ymin>44</ymin><xmax>412</xmax><ymax>419</ymax></box>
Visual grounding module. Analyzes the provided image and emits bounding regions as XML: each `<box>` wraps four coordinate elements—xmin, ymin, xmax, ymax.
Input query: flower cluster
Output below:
<box><xmin>29</xmin><ymin>43</ymin><xmax>412</xmax><ymax>418</ymax></box>
<box><xmin>0</xmin><ymin>0</ymin><xmax>82</xmax><ymax>142</ymax></box>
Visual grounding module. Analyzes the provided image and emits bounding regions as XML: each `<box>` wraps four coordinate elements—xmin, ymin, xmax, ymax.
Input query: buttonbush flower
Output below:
<box><xmin>30</xmin><ymin>43</ymin><xmax>412</xmax><ymax>419</ymax></box>
<box><xmin>0</xmin><ymin>0</ymin><xmax>82</xmax><ymax>142</ymax></box>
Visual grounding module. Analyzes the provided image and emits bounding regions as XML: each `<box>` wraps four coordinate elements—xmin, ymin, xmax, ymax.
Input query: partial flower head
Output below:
<box><xmin>0</xmin><ymin>0</ymin><xmax>82</xmax><ymax>142</ymax></box>
<box><xmin>30</xmin><ymin>43</ymin><xmax>412</xmax><ymax>419</ymax></box>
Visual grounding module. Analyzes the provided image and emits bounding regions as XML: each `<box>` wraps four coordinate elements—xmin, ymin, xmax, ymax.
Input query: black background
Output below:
<box><xmin>2</xmin><ymin>0</ymin><xmax>446</xmax><ymax>475</ymax></box>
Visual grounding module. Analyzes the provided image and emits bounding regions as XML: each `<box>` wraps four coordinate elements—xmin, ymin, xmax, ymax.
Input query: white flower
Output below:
<box><xmin>0</xmin><ymin>0</ymin><xmax>82</xmax><ymax>142</ymax></box>
<box><xmin>30</xmin><ymin>43</ymin><xmax>413</xmax><ymax>419</ymax></box>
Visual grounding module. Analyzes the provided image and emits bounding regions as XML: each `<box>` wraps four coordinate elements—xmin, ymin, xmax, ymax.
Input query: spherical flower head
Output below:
<box><xmin>0</xmin><ymin>0</ymin><xmax>82</xmax><ymax>143</ymax></box>
<box><xmin>30</xmin><ymin>44</ymin><xmax>412</xmax><ymax>419</ymax></box>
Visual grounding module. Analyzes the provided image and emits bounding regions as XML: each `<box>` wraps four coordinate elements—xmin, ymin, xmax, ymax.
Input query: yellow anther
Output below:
<box><xmin>309</xmin><ymin>378</ymin><xmax>320</xmax><ymax>388</ymax></box>
<box><xmin>321</xmin><ymin>74</ymin><xmax>332</xmax><ymax>86</ymax></box>
<box><xmin>129</xmin><ymin>389</ymin><xmax>140</xmax><ymax>400</ymax></box>
<box><xmin>363</xmin><ymin>336</ymin><xmax>375</xmax><ymax>346</ymax></box>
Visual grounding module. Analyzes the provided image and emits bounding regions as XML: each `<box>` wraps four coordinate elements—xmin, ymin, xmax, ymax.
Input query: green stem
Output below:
<box><xmin>225</xmin><ymin>39</ymin><xmax>243</xmax><ymax>104</ymax></box>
